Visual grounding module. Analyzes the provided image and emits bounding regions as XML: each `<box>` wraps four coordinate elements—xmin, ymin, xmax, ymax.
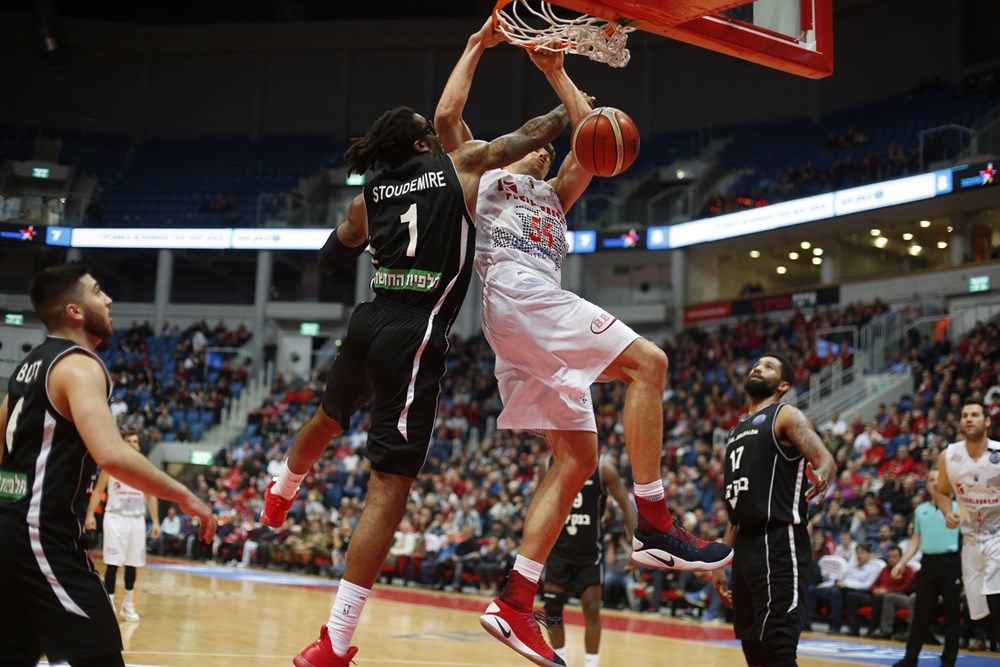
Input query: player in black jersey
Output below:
<box><xmin>540</xmin><ymin>454</ymin><xmax>635</xmax><ymax>667</ymax></box>
<box><xmin>259</xmin><ymin>101</ymin><xmax>571</xmax><ymax>667</ymax></box>
<box><xmin>0</xmin><ymin>262</ymin><xmax>216</xmax><ymax>667</ymax></box>
<box><xmin>713</xmin><ymin>353</ymin><xmax>836</xmax><ymax>667</ymax></box>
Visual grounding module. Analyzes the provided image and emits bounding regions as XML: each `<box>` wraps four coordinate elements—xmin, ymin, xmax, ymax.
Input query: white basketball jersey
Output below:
<box><xmin>475</xmin><ymin>169</ymin><xmax>567</xmax><ymax>283</ymax></box>
<box><xmin>105</xmin><ymin>475</ymin><xmax>147</xmax><ymax>516</ymax></box>
<box><xmin>945</xmin><ymin>439</ymin><xmax>1000</xmax><ymax>536</ymax></box>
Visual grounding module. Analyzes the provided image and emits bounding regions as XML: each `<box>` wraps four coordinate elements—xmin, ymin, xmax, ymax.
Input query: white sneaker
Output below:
<box><xmin>121</xmin><ymin>604</ymin><xmax>141</xmax><ymax>622</ymax></box>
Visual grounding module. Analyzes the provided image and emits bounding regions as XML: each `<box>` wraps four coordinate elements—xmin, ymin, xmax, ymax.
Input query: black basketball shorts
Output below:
<box><xmin>321</xmin><ymin>298</ymin><xmax>448</xmax><ymax>478</ymax></box>
<box><xmin>0</xmin><ymin>519</ymin><xmax>122</xmax><ymax>663</ymax></box>
<box><xmin>543</xmin><ymin>552</ymin><xmax>604</xmax><ymax>596</ymax></box>
<box><xmin>732</xmin><ymin>523</ymin><xmax>809</xmax><ymax>662</ymax></box>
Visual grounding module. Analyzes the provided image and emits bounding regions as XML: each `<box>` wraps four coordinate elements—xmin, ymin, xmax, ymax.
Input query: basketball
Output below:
<box><xmin>570</xmin><ymin>107</ymin><xmax>640</xmax><ymax>177</ymax></box>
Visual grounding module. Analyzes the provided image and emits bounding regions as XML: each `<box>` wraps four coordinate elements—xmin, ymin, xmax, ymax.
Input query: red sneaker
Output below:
<box><xmin>480</xmin><ymin>597</ymin><xmax>566</xmax><ymax>667</ymax></box>
<box><xmin>293</xmin><ymin>626</ymin><xmax>358</xmax><ymax>667</ymax></box>
<box><xmin>260</xmin><ymin>480</ymin><xmax>297</xmax><ymax>528</ymax></box>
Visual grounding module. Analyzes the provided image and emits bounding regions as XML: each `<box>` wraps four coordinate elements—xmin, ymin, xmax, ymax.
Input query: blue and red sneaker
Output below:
<box><xmin>631</xmin><ymin>524</ymin><xmax>733</xmax><ymax>571</ymax></box>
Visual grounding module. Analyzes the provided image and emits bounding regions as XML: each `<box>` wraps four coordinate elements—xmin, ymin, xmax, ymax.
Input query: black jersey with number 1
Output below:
<box><xmin>364</xmin><ymin>151</ymin><xmax>474</xmax><ymax>333</ymax></box>
<box><xmin>723</xmin><ymin>402</ymin><xmax>807</xmax><ymax>532</ymax></box>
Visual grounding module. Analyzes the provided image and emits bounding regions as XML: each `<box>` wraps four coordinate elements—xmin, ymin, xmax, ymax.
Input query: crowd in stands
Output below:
<box><xmin>90</xmin><ymin>305</ymin><xmax>1000</xmax><ymax>648</ymax></box>
<box><xmin>97</xmin><ymin>320</ymin><xmax>252</xmax><ymax>447</ymax></box>
<box><xmin>702</xmin><ymin>69</ymin><xmax>1000</xmax><ymax>218</ymax></box>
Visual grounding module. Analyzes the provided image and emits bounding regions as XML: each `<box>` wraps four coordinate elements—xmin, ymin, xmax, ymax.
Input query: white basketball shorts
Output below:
<box><xmin>481</xmin><ymin>262</ymin><xmax>639</xmax><ymax>433</ymax></box>
<box><xmin>961</xmin><ymin>533</ymin><xmax>1000</xmax><ymax>620</ymax></box>
<box><xmin>102</xmin><ymin>512</ymin><xmax>147</xmax><ymax>568</ymax></box>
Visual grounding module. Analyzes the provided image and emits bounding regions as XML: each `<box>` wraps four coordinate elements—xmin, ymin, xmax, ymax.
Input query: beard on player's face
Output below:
<box><xmin>745</xmin><ymin>376</ymin><xmax>779</xmax><ymax>399</ymax></box>
<box><xmin>82</xmin><ymin>304</ymin><xmax>113</xmax><ymax>340</ymax></box>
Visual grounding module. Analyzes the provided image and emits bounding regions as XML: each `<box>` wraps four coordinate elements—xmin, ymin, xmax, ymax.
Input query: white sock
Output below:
<box><xmin>124</xmin><ymin>589</ymin><xmax>134</xmax><ymax>606</ymax></box>
<box><xmin>273</xmin><ymin>460</ymin><xmax>306</xmax><ymax>499</ymax></box>
<box><xmin>512</xmin><ymin>554</ymin><xmax>544</xmax><ymax>585</ymax></box>
<box><xmin>326</xmin><ymin>579</ymin><xmax>370</xmax><ymax>657</ymax></box>
<box><xmin>554</xmin><ymin>646</ymin><xmax>568</xmax><ymax>662</ymax></box>
<box><xmin>585</xmin><ymin>653</ymin><xmax>600</xmax><ymax>667</ymax></box>
<box><xmin>634</xmin><ymin>480</ymin><xmax>664</xmax><ymax>501</ymax></box>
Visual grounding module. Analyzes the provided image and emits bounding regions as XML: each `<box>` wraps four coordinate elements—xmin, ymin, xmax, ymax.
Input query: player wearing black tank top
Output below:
<box><xmin>713</xmin><ymin>353</ymin><xmax>837</xmax><ymax>667</ymax></box>
<box><xmin>259</xmin><ymin>99</ymin><xmax>572</xmax><ymax>667</ymax></box>
<box><xmin>0</xmin><ymin>262</ymin><xmax>216</xmax><ymax>667</ymax></box>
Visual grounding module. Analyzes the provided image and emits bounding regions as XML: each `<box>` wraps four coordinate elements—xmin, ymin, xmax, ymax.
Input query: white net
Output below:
<box><xmin>493</xmin><ymin>0</ymin><xmax>635</xmax><ymax>68</ymax></box>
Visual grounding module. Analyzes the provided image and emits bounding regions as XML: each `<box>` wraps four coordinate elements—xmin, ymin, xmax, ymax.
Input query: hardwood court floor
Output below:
<box><xmin>73</xmin><ymin>558</ymin><xmax>1000</xmax><ymax>667</ymax></box>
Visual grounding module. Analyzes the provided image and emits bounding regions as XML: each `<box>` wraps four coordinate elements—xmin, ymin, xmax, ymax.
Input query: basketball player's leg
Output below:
<box><xmin>3</xmin><ymin>538</ymin><xmax>123</xmax><ymax>666</ymax></box>
<box><xmin>579</xmin><ymin>582</ymin><xmax>603</xmax><ymax>660</ymax></box>
<box><xmin>481</xmin><ymin>430</ymin><xmax>594</xmax><ymax>667</ymax></box>
<box><xmin>102</xmin><ymin>511</ymin><xmax>125</xmax><ymax>605</ymax></box>
<box><xmin>962</xmin><ymin>540</ymin><xmax>990</xmax><ymax>623</ymax></box>
<box><xmin>981</xmin><ymin>537</ymin><xmax>1000</xmax><ymax>639</ymax></box>
<box><xmin>542</xmin><ymin>580</ymin><xmax>570</xmax><ymax>651</ymax></box>
<box><xmin>0</xmin><ymin>574</ymin><xmax>44</xmax><ymax>667</ymax></box>
<box><xmin>753</xmin><ymin>525</ymin><xmax>807</xmax><ymax>667</ymax></box>
<box><xmin>519</xmin><ymin>431</ymin><xmax>598</xmax><ymax>567</ymax></box>
<box><xmin>103</xmin><ymin>564</ymin><xmax>119</xmax><ymax>595</ymax></box>
<box><xmin>118</xmin><ymin>515</ymin><xmax>145</xmax><ymax>621</ymax></box>
<box><xmin>296</xmin><ymin>307</ymin><xmax>443</xmax><ymax>664</ymax></box>
<box><xmin>600</xmin><ymin>337</ymin><xmax>667</xmax><ymax>487</ymax></box>
<box><xmin>604</xmin><ymin>338</ymin><xmax>733</xmax><ymax>570</ymax></box>
<box><xmin>495</xmin><ymin>428</ymin><xmax>595</xmax><ymax>609</ymax></box>
<box><xmin>263</xmin><ymin>306</ymin><xmax>373</xmax><ymax>527</ymax></box>
<box><xmin>288</xmin><ymin>334</ymin><xmax>369</xmax><ymax>474</ymax></box>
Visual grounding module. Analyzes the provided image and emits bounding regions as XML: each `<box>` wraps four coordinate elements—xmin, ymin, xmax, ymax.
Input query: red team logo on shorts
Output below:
<box><xmin>590</xmin><ymin>312</ymin><xmax>617</xmax><ymax>334</ymax></box>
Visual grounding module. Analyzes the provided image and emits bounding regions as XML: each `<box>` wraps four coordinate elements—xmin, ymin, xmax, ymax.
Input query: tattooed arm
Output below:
<box><xmin>451</xmin><ymin>104</ymin><xmax>569</xmax><ymax>213</ymax></box>
<box><xmin>776</xmin><ymin>405</ymin><xmax>837</xmax><ymax>501</ymax></box>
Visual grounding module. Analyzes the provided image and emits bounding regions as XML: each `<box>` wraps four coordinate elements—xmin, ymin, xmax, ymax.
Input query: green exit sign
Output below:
<box><xmin>4</xmin><ymin>313</ymin><xmax>24</xmax><ymax>325</ymax></box>
<box><xmin>32</xmin><ymin>167</ymin><xmax>50</xmax><ymax>179</ymax></box>
<box><xmin>300</xmin><ymin>322</ymin><xmax>320</xmax><ymax>336</ymax></box>
<box><xmin>346</xmin><ymin>173</ymin><xmax>365</xmax><ymax>186</ymax></box>
<box><xmin>189</xmin><ymin>450</ymin><xmax>214</xmax><ymax>465</ymax></box>
<box><xmin>969</xmin><ymin>275</ymin><xmax>991</xmax><ymax>293</ymax></box>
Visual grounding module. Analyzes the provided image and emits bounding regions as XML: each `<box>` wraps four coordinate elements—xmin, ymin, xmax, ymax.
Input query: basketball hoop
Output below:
<box><xmin>492</xmin><ymin>0</ymin><xmax>635</xmax><ymax>68</ymax></box>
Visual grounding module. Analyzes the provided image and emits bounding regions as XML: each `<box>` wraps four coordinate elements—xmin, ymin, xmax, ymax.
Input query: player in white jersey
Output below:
<box><xmin>435</xmin><ymin>19</ymin><xmax>732</xmax><ymax>667</ymax></box>
<box><xmin>936</xmin><ymin>399</ymin><xmax>1000</xmax><ymax>639</ymax></box>
<box><xmin>85</xmin><ymin>431</ymin><xmax>160</xmax><ymax>622</ymax></box>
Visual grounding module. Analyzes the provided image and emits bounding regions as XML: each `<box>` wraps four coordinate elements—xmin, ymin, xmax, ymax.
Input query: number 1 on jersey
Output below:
<box><xmin>400</xmin><ymin>203</ymin><xmax>418</xmax><ymax>257</ymax></box>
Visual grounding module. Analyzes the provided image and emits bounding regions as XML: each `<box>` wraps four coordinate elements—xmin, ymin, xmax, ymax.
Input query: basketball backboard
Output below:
<box><xmin>497</xmin><ymin>0</ymin><xmax>833</xmax><ymax>78</ymax></box>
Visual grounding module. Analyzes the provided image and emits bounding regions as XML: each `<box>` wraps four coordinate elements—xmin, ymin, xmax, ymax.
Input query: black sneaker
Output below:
<box><xmin>631</xmin><ymin>526</ymin><xmax>734</xmax><ymax>571</ymax></box>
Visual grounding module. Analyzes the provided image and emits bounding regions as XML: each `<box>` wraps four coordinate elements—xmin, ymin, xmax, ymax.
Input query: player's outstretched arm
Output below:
<box><xmin>454</xmin><ymin>104</ymin><xmax>568</xmax><ymax>176</ymax></box>
<box><xmin>452</xmin><ymin>104</ymin><xmax>569</xmax><ymax>210</ymax></box>
<box><xmin>435</xmin><ymin>16</ymin><xmax>504</xmax><ymax>153</ymax></box>
<box><xmin>527</xmin><ymin>47</ymin><xmax>594</xmax><ymax>211</ymax></box>
<box><xmin>51</xmin><ymin>353</ymin><xmax>217</xmax><ymax>543</ymax></box>
<box><xmin>776</xmin><ymin>405</ymin><xmax>837</xmax><ymax>501</ymax></box>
